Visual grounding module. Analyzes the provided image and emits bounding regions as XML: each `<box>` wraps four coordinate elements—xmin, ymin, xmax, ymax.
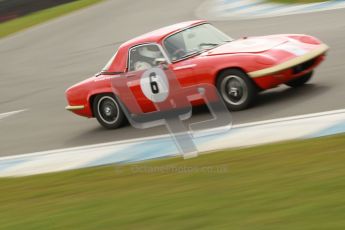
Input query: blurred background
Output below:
<box><xmin>0</xmin><ymin>0</ymin><xmax>345</xmax><ymax>229</ymax></box>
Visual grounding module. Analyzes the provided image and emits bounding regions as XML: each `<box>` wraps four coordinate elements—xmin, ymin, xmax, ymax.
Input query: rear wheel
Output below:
<box><xmin>93</xmin><ymin>94</ymin><xmax>125</xmax><ymax>129</ymax></box>
<box><xmin>285</xmin><ymin>71</ymin><xmax>313</xmax><ymax>88</ymax></box>
<box><xmin>217</xmin><ymin>69</ymin><xmax>257</xmax><ymax>111</ymax></box>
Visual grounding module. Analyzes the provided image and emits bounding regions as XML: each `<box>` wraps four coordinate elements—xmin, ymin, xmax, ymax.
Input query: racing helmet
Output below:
<box><xmin>138</xmin><ymin>45</ymin><xmax>162</xmax><ymax>59</ymax></box>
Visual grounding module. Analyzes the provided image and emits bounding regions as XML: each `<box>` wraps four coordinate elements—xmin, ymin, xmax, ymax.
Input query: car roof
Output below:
<box><xmin>122</xmin><ymin>20</ymin><xmax>207</xmax><ymax>46</ymax></box>
<box><xmin>107</xmin><ymin>20</ymin><xmax>207</xmax><ymax>72</ymax></box>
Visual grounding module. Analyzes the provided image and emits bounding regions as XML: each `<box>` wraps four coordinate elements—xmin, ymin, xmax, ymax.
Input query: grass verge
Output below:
<box><xmin>1</xmin><ymin>134</ymin><xmax>345</xmax><ymax>229</ymax></box>
<box><xmin>0</xmin><ymin>0</ymin><xmax>103</xmax><ymax>38</ymax></box>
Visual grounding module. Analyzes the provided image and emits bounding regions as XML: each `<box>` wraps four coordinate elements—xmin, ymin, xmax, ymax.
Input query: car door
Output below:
<box><xmin>170</xmin><ymin>58</ymin><xmax>197</xmax><ymax>87</ymax></box>
<box><xmin>123</xmin><ymin>43</ymin><xmax>172</xmax><ymax>113</ymax></box>
<box><xmin>123</xmin><ymin>43</ymin><xmax>199</xmax><ymax>114</ymax></box>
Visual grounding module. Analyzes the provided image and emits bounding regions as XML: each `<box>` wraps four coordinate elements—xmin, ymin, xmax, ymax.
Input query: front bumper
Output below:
<box><xmin>248</xmin><ymin>44</ymin><xmax>329</xmax><ymax>78</ymax></box>
<box><xmin>65</xmin><ymin>105</ymin><xmax>85</xmax><ymax>111</ymax></box>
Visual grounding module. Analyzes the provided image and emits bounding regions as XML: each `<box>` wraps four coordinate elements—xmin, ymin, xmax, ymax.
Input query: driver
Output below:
<box><xmin>134</xmin><ymin>45</ymin><xmax>163</xmax><ymax>71</ymax></box>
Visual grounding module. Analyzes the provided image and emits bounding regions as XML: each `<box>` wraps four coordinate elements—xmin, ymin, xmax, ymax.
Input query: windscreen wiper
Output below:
<box><xmin>179</xmin><ymin>50</ymin><xmax>203</xmax><ymax>59</ymax></box>
<box><xmin>199</xmin><ymin>43</ymin><xmax>219</xmax><ymax>47</ymax></box>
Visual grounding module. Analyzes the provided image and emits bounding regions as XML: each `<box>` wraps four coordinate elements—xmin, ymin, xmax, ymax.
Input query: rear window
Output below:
<box><xmin>102</xmin><ymin>51</ymin><xmax>118</xmax><ymax>72</ymax></box>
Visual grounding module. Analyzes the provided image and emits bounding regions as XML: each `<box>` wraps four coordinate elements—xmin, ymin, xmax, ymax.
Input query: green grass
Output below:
<box><xmin>1</xmin><ymin>134</ymin><xmax>345</xmax><ymax>229</ymax></box>
<box><xmin>0</xmin><ymin>0</ymin><xmax>103</xmax><ymax>38</ymax></box>
<box><xmin>268</xmin><ymin>0</ymin><xmax>326</xmax><ymax>3</ymax></box>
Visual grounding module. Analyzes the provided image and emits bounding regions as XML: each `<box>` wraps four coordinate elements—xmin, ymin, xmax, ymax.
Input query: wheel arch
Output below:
<box><xmin>215</xmin><ymin>67</ymin><xmax>245</xmax><ymax>83</ymax></box>
<box><xmin>88</xmin><ymin>92</ymin><xmax>116</xmax><ymax>117</ymax></box>
<box><xmin>215</xmin><ymin>67</ymin><xmax>261</xmax><ymax>91</ymax></box>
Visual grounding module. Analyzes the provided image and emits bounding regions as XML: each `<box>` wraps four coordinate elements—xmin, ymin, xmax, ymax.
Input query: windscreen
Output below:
<box><xmin>164</xmin><ymin>23</ymin><xmax>232</xmax><ymax>61</ymax></box>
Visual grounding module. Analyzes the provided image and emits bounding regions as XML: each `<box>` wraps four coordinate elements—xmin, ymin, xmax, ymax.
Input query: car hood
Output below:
<box><xmin>204</xmin><ymin>36</ymin><xmax>288</xmax><ymax>55</ymax></box>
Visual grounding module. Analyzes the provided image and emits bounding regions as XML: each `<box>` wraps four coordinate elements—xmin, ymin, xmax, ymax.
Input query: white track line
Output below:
<box><xmin>0</xmin><ymin>109</ymin><xmax>27</xmax><ymax>120</ymax></box>
<box><xmin>1</xmin><ymin>108</ymin><xmax>345</xmax><ymax>161</ymax></box>
<box><xmin>1</xmin><ymin>108</ymin><xmax>345</xmax><ymax>177</ymax></box>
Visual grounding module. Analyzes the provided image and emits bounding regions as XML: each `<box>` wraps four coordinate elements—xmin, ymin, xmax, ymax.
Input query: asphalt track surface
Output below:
<box><xmin>0</xmin><ymin>0</ymin><xmax>344</xmax><ymax>157</ymax></box>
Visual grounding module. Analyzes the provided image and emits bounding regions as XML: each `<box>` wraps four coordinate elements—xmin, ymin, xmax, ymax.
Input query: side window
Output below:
<box><xmin>128</xmin><ymin>44</ymin><xmax>164</xmax><ymax>72</ymax></box>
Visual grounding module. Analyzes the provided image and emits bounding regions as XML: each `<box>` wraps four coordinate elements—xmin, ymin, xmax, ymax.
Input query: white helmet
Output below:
<box><xmin>138</xmin><ymin>46</ymin><xmax>162</xmax><ymax>59</ymax></box>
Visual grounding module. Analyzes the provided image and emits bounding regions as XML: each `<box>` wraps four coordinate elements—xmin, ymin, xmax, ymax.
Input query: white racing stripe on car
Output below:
<box><xmin>0</xmin><ymin>109</ymin><xmax>345</xmax><ymax>177</ymax></box>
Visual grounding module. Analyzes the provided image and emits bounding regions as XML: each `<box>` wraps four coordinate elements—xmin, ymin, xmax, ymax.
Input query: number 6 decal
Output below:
<box><xmin>149</xmin><ymin>72</ymin><xmax>159</xmax><ymax>94</ymax></box>
<box><xmin>140</xmin><ymin>67</ymin><xmax>169</xmax><ymax>103</ymax></box>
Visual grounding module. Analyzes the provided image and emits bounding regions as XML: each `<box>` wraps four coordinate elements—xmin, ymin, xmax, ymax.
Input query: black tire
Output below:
<box><xmin>93</xmin><ymin>94</ymin><xmax>126</xmax><ymax>129</ymax></box>
<box><xmin>285</xmin><ymin>71</ymin><xmax>313</xmax><ymax>88</ymax></box>
<box><xmin>216</xmin><ymin>69</ymin><xmax>258</xmax><ymax>111</ymax></box>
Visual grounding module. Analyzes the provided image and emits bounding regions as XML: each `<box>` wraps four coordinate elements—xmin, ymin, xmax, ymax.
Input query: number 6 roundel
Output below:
<box><xmin>140</xmin><ymin>67</ymin><xmax>169</xmax><ymax>103</ymax></box>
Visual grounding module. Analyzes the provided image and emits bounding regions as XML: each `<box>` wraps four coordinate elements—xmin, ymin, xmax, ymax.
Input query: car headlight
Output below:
<box><xmin>300</xmin><ymin>36</ymin><xmax>321</xmax><ymax>45</ymax></box>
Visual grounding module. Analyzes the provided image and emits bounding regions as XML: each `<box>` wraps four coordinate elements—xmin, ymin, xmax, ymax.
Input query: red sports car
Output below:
<box><xmin>65</xmin><ymin>20</ymin><xmax>328</xmax><ymax>129</ymax></box>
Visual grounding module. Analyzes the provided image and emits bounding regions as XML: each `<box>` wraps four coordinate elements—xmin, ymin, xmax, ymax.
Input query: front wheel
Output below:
<box><xmin>93</xmin><ymin>94</ymin><xmax>126</xmax><ymax>129</ymax></box>
<box><xmin>285</xmin><ymin>71</ymin><xmax>313</xmax><ymax>88</ymax></box>
<box><xmin>217</xmin><ymin>69</ymin><xmax>258</xmax><ymax>111</ymax></box>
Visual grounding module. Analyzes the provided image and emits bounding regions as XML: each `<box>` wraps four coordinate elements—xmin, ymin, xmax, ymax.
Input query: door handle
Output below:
<box><xmin>173</xmin><ymin>64</ymin><xmax>197</xmax><ymax>71</ymax></box>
